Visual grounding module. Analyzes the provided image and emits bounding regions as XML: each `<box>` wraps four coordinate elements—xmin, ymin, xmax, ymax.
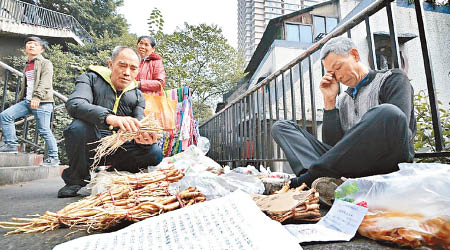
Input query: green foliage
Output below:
<box><xmin>146</xmin><ymin>10</ymin><xmax>245</xmax><ymax>122</ymax></box>
<box><xmin>413</xmin><ymin>90</ymin><xmax>450</xmax><ymax>163</ymax></box>
<box><xmin>147</xmin><ymin>8</ymin><xmax>164</xmax><ymax>37</ymax></box>
<box><xmin>153</xmin><ymin>23</ymin><xmax>245</xmax><ymax>122</ymax></box>
<box><xmin>193</xmin><ymin>102</ymin><xmax>214</xmax><ymax>123</ymax></box>
<box><xmin>21</xmin><ymin>0</ymin><xmax>128</xmax><ymax>37</ymax></box>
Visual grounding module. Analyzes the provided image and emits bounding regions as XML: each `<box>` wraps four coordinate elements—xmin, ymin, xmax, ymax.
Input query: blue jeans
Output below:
<box><xmin>0</xmin><ymin>100</ymin><xmax>58</xmax><ymax>158</ymax></box>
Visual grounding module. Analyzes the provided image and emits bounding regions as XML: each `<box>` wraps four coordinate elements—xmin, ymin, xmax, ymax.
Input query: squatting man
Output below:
<box><xmin>58</xmin><ymin>47</ymin><xmax>163</xmax><ymax>198</ymax></box>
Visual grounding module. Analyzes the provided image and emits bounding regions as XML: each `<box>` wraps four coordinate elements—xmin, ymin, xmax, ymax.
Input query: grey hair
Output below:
<box><xmin>111</xmin><ymin>46</ymin><xmax>141</xmax><ymax>62</ymax></box>
<box><xmin>320</xmin><ymin>37</ymin><xmax>356</xmax><ymax>60</ymax></box>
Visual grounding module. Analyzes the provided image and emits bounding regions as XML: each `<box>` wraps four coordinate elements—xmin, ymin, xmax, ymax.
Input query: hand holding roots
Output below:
<box><xmin>91</xmin><ymin>115</ymin><xmax>163</xmax><ymax>168</ymax></box>
<box><xmin>0</xmin><ymin>167</ymin><xmax>206</xmax><ymax>235</ymax></box>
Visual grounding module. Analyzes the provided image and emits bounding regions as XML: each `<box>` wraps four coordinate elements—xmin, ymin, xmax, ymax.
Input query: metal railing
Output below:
<box><xmin>199</xmin><ymin>0</ymin><xmax>449</xmax><ymax>168</ymax></box>
<box><xmin>0</xmin><ymin>0</ymin><xmax>93</xmax><ymax>43</ymax></box>
<box><xmin>0</xmin><ymin>60</ymin><xmax>67</xmax><ymax>155</ymax></box>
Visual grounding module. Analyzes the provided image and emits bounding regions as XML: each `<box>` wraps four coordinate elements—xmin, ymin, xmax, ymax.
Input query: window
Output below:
<box><xmin>313</xmin><ymin>16</ymin><xmax>326</xmax><ymax>37</ymax></box>
<box><xmin>326</xmin><ymin>17</ymin><xmax>338</xmax><ymax>33</ymax></box>
<box><xmin>286</xmin><ymin>23</ymin><xmax>300</xmax><ymax>42</ymax></box>
<box><xmin>285</xmin><ymin>23</ymin><xmax>313</xmax><ymax>43</ymax></box>
<box><xmin>313</xmin><ymin>16</ymin><xmax>338</xmax><ymax>41</ymax></box>
<box><xmin>299</xmin><ymin>25</ymin><xmax>313</xmax><ymax>43</ymax></box>
<box><xmin>375</xmin><ymin>44</ymin><xmax>407</xmax><ymax>72</ymax></box>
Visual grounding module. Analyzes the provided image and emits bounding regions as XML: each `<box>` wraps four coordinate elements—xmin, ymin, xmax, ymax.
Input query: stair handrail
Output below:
<box><xmin>0</xmin><ymin>60</ymin><xmax>67</xmax><ymax>103</ymax></box>
<box><xmin>0</xmin><ymin>59</ymin><xmax>68</xmax><ymax>154</ymax></box>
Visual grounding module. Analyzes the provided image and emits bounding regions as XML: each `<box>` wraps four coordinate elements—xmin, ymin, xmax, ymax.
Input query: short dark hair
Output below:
<box><xmin>24</xmin><ymin>36</ymin><xmax>48</xmax><ymax>50</ymax></box>
<box><xmin>137</xmin><ymin>36</ymin><xmax>156</xmax><ymax>47</ymax></box>
<box><xmin>111</xmin><ymin>46</ymin><xmax>141</xmax><ymax>62</ymax></box>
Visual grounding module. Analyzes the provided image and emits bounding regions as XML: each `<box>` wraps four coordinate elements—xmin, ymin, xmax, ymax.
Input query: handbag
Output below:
<box><xmin>143</xmin><ymin>87</ymin><xmax>177</xmax><ymax>130</ymax></box>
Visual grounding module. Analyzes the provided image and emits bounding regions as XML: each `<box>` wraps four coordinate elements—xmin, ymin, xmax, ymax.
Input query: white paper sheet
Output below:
<box><xmin>53</xmin><ymin>190</ymin><xmax>302</xmax><ymax>250</ymax></box>
<box><xmin>284</xmin><ymin>199</ymin><xmax>368</xmax><ymax>243</ymax></box>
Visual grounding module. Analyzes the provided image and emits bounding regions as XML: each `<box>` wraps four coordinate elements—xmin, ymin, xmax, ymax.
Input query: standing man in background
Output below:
<box><xmin>0</xmin><ymin>36</ymin><xmax>59</xmax><ymax>166</ymax></box>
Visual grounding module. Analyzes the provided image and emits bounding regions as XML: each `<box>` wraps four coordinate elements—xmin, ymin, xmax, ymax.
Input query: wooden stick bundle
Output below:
<box><xmin>0</xmin><ymin>168</ymin><xmax>206</xmax><ymax>235</ymax></box>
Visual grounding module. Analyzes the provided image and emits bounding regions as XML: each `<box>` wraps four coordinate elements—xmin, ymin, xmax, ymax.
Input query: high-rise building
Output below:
<box><xmin>238</xmin><ymin>0</ymin><xmax>322</xmax><ymax>65</ymax></box>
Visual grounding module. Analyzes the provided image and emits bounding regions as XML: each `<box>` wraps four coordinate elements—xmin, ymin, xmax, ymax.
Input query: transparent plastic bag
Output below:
<box><xmin>335</xmin><ymin>163</ymin><xmax>450</xmax><ymax>248</ymax></box>
<box><xmin>231</xmin><ymin>165</ymin><xmax>261</xmax><ymax>175</ymax></box>
<box><xmin>169</xmin><ymin>172</ymin><xmax>265</xmax><ymax>200</ymax></box>
<box><xmin>196</xmin><ymin>136</ymin><xmax>210</xmax><ymax>155</ymax></box>
<box><xmin>154</xmin><ymin>145</ymin><xmax>222</xmax><ymax>175</ymax></box>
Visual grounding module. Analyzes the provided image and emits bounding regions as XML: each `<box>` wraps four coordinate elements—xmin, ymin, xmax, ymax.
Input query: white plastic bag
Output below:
<box><xmin>154</xmin><ymin>145</ymin><xmax>222</xmax><ymax>175</ymax></box>
<box><xmin>231</xmin><ymin>165</ymin><xmax>261</xmax><ymax>175</ymax></box>
<box><xmin>196</xmin><ymin>136</ymin><xmax>210</xmax><ymax>155</ymax></box>
<box><xmin>335</xmin><ymin>162</ymin><xmax>450</xmax><ymax>217</ymax></box>
<box><xmin>335</xmin><ymin>162</ymin><xmax>450</xmax><ymax>248</ymax></box>
<box><xmin>169</xmin><ymin>172</ymin><xmax>265</xmax><ymax>200</ymax></box>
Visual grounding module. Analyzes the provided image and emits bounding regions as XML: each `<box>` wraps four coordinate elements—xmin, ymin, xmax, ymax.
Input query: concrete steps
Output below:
<box><xmin>0</xmin><ymin>152</ymin><xmax>64</xmax><ymax>185</ymax></box>
<box><xmin>0</xmin><ymin>152</ymin><xmax>43</xmax><ymax>167</ymax></box>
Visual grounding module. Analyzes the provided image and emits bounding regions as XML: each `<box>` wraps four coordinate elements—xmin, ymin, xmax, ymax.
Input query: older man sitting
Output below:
<box><xmin>271</xmin><ymin>37</ymin><xmax>416</xmax><ymax>191</ymax></box>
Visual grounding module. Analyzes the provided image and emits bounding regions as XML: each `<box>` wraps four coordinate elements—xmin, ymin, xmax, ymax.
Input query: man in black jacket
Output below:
<box><xmin>271</xmin><ymin>37</ymin><xmax>416</xmax><ymax>191</ymax></box>
<box><xmin>58</xmin><ymin>46</ymin><xmax>163</xmax><ymax>198</ymax></box>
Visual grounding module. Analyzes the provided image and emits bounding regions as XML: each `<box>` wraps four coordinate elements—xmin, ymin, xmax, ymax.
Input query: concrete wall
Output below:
<box><xmin>0</xmin><ymin>35</ymin><xmax>23</xmax><ymax>59</ymax></box>
<box><xmin>0</xmin><ymin>34</ymin><xmax>76</xmax><ymax>59</ymax></box>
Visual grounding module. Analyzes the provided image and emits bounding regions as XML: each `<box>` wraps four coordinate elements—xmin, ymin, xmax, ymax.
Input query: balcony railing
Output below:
<box><xmin>0</xmin><ymin>0</ymin><xmax>93</xmax><ymax>43</ymax></box>
<box><xmin>0</xmin><ymin>60</ymin><xmax>67</xmax><ymax>156</ymax></box>
<box><xmin>199</xmin><ymin>0</ymin><xmax>449</xmax><ymax>169</ymax></box>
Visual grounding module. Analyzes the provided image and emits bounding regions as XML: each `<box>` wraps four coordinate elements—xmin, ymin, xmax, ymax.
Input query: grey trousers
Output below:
<box><xmin>271</xmin><ymin>104</ymin><xmax>413</xmax><ymax>179</ymax></box>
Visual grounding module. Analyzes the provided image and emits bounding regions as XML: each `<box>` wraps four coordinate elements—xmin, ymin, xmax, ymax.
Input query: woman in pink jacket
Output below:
<box><xmin>135</xmin><ymin>36</ymin><xmax>166</xmax><ymax>95</ymax></box>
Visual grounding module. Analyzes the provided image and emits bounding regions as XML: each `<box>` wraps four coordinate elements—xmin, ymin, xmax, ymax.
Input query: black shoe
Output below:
<box><xmin>311</xmin><ymin>177</ymin><xmax>345</xmax><ymax>206</ymax></box>
<box><xmin>58</xmin><ymin>184</ymin><xmax>82</xmax><ymax>198</ymax></box>
<box><xmin>289</xmin><ymin>172</ymin><xmax>315</xmax><ymax>188</ymax></box>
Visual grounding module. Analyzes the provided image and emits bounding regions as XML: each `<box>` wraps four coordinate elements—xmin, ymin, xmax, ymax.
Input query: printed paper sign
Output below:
<box><xmin>285</xmin><ymin>199</ymin><xmax>368</xmax><ymax>243</ymax></box>
<box><xmin>53</xmin><ymin>190</ymin><xmax>302</xmax><ymax>250</ymax></box>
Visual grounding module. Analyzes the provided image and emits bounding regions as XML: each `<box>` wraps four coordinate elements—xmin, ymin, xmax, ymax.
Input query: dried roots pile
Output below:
<box><xmin>0</xmin><ymin>167</ymin><xmax>206</xmax><ymax>235</ymax></box>
<box><xmin>359</xmin><ymin>212</ymin><xmax>450</xmax><ymax>249</ymax></box>
<box><xmin>254</xmin><ymin>183</ymin><xmax>321</xmax><ymax>223</ymax></box>
<box><xmin>91</xmin><ymin>115</ymin><xmax>164</xmax><ymax>168</ymax></box>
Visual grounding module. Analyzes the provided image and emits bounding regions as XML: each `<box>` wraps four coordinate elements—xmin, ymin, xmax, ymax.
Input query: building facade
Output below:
<box><xmin>238</xmin><ymin>0</ymin><xmax>326</xmax><ymax>65</ymax></box>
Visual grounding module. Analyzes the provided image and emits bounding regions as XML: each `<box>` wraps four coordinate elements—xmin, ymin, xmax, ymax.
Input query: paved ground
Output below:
<box><xmin>0</xmin><ymin>177</ymin><xmax>409</xmax><ymax>250</ymax></box>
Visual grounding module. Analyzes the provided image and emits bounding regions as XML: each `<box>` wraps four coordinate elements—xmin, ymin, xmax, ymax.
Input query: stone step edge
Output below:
<box><xmin>0</xmin><ymin>152</ymin><xmax>44</xmax><ymax>167</ymax></box>
<box><xmin>0</xmin><ymin>165</ymin><xmax>68</xmax><ymax>186</ymax></box>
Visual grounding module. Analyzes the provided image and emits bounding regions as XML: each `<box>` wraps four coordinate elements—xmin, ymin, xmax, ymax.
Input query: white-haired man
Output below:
<box><xmin>271</xmin><ymin>37</ymin><xmax>416</xmax><ymax>197</ymax></box>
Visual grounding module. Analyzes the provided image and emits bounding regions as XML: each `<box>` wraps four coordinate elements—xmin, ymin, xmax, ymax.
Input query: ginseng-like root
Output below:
<box><xmin>90</xmin><ymin>114</ymin><xmax>165</xmax><ymax>168</ymax></box>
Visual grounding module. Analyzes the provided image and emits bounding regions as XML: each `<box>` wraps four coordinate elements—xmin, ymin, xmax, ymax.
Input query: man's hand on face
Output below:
<box><xmin>106</xmin><ymin>115</ymin><xmax>141</xmax><ymax>133</ymax></box>
<box><xmin>320</xmin><ymin>73</ymin><xmax>339</xmax><ymax>110</ymax></box>
<box><xmin>134</xmin><ymin>132</ymin><xmax>158</xmax><ymax>145</ymax></box>
<box><xmin>30</xmin><ymin>98</ymin><xmax>40</xmax><ymax>109</ymax></box>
